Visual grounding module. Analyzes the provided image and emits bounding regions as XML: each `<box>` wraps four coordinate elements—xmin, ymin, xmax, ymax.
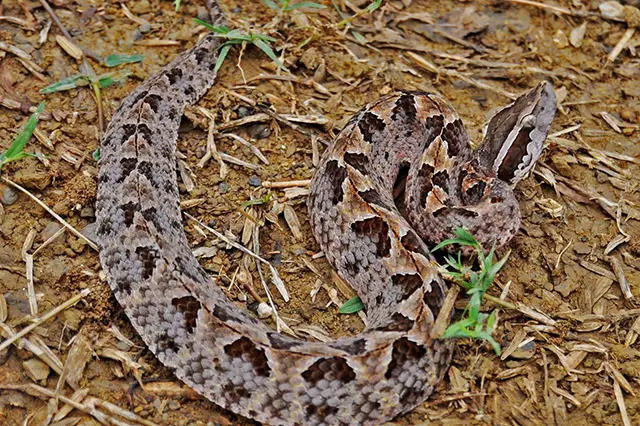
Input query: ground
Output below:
<box><xmin>0</xmin><ymin>0</ymin><xmax>639</xmax><ymax>425</ymax></box>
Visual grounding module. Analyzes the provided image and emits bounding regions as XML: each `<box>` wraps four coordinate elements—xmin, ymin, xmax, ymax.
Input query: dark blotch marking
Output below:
<box><xmin>137</xmin><ymin>161</ymin><xmax>153</xmax><ymax>182</ymax></box>
<box><xmin>384</xmin><ymin>337</ymin><xmax>427</xmax><ymax>379</ymax></box>
<box><xmin>343</xmin><ymin>152</ymin><xmax>368</xmax><ymax>176</ymax></box>
<box><xmin>424</xmin><ymin>114</ymin><xmax>445</xmax><ymax>149</ymax></box>
<box><xmin>442</xmin><ymin>119</ymin><xmax>466</xmax><ymax>157</ymax></box>
<box><xmin>163</xmin><ymin>180</ymin><xmax>176</xmax><ymax>196</ymax></box>
<box><xmin>144</xmin><ymin>94</ymin><xmax>162</xmax><ymax>113</ymax></box>
<box><xmin>328</xmin><ymin>338</ymin><xmax>366</xmax><ymax>356</ymax></box>
<box><xmin>400</xmin><ymin>230</ymin><xmax>427</xmax><ymax>257</ymax></box>
<box><xmin>224</xmin><ymin>337</ymin><xmax>270</xmax><ymax>377</ymax></box>
<box><xmin>167</xmin><ymin>105</ymin><xmax>178</xmax><ymax>121</ymax></box>
<box><xmin>325</xmin><ymin>160</ymin><xmax>347</xmax><ymax>205</ymax></box>
<box><xmin>184</xmin><ymin>86</ymin><xmax>195</xmax><ymax>98</ymax></box>
<box><xmin>267</xmin><ymin>332</ymin><xmax>302</xmax><ymax>350</ymax></box>
<box><xmin>130</xmin><ymin>90</ymin><xmax>149</xmax><ymax>107</ymax></box>
<box><xmin>301</xmin><ymin>357</ymin><xmax>356</xmax><ymax>385</ymax></box>
<box><xmin>433</xmin><ymin>207</ymin><xmax>478</xmax><ymax>219</ymax></box>
<box><xmin>491</xmin><ymin>196</ymin><xmax>504</xmax><ymax>204</ymax></box>
<box><xmin>375</xmin><ymin>313</ymin><xmax>414</xmax><ymax>332</ymax></box>
<box><xmin>465</xmin><ymin>181</ymin><xmax>487</xmax><ymax>204</ymax></box>
<box><xmin>351</xmin><ymin>217</ymin><xmax>391</xmax><ymax>257</ymax></box>
<box><xmin>357</xmin><ymin>111</ymin><xmax>386</xmax><ymax>142</ymax></box>
<box><xmin>157</xmin><ymin>331</ymin><xmax>179</xmax><ymax>353</ymax></box>
<box><xmin>392</xmin><ymin>273</ymin><xmax>423</xmax><ymax>300</ymax></box>
<box><xmin>118</xmin><ymin>157</ymin><xmax>137</xmax><ymax>183</ymax></box>
<box><xmin>223</xmin><ymin>382</ymin><xmax>250</xmax><ymax>404</ymax></box>
<box><xmin>432</xmin><ymin>170</ymin><xmax>449</xmax><ymax>193</ymax></box>
<box><xmin>165</xmin><ymin>67</ymin><xmax>183</xmax><ymax>85</ymax></box>
<box><xmin>194</xmin><ymin>47</ymin><xmax>208</xmax><ymax>64</ymax></box>
<box><xmin>306</xmin><ymin>404</ymin><xmax>339</xmax><ymax>419</ymax></box>
<box><xmin>121</xmin><ymin>124</ymin><xmax>137</xmax><ymax>144</ymax></box>
<box><xmin>423</xmin><ymin>280</ymin><xmax>445</xmax><ymax>317</ymax></box>
<box><xmin>171</xmin><ymin>296</ymin><xmax>202</xmax><ymax>333</ymax></box>
<box><xmin>135</xmin><ymin>246</ymin><xmax>157</xmax><ymax>280</ymax></box>
<box><xmin>391</xmin><ymin>94</ymin><xmax>417</xmax><ymax>121</ymax></box>
<box><xmin>393</xmin><ymin>161</ymin><xmax>411</xmax><ymax>214</ymax></box>
<box><xmin>417</xmin><ymin>163</ymin><xmax>435</xmax><ymax>207</ymax></box>
<box><xmin>141</xmin><ymin>207</ymin><xmax>158</xmax><ymax>228</ymax></box>
<box><xmin>358</xmin><ymin>189</ymin><xmax>392</xmax><ymax>210</ymax></box>
<box><xmin>137</xmin><ymin>123</ymin><xmax>153</xmax><ymax>142</ymax></box>
<box><xmin>122</xmin><ymin>201</ymin><xmax>139</xmax><ymax>226</ymax></box>
<box><xmin>115</xmin><ymin>278</ymin><xmax>131</xmax><ymax>296</ymax></box>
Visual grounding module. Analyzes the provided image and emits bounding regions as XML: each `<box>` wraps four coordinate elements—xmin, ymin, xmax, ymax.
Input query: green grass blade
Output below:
<box><xmin>215</xmin><ymin>43</ymin><xmax>233</xmax><ymax>72</ymax></box>
<box><xmin>365</xmin><ymin>0</ymin><xmax>382</xmax><ymax>13</ymax></box>
<box><xmin>40</xmin><ymin>74</ymin><xmax>87</xmax><ymax>93</ymax></box>
<box><xmin>193</xmin><ymin>18</ymin><xmax>230</xmax><ymax>34</ymax></box>
<box><xmin>3</xmin><ymin>102</ymin><xmax>45</xmax><ymax>161</ymax></box>
<box><xmin>287</xmin><ymin>1</ymin><xmax>327</xmax><ymax>10</ymax></box>
<box><xmin>339</xmin><ymin>296</ymin><xmax>364</xmax><ymax>314</ymax></box>
<box><xmin>263</xmin><ymin>0</ymin><xmax>281</xmax><ymax>10</ymax></box>
<box><xmin>97</xmin><ymin>70</ymin><xmax>132</xmax><ymax>88</ymax></box>
<box><xmin>105</xmin><ymin>53</ymin><xmax>144</xmax><ymax>67</ymax></box>
<box><xmin>252</xmin><ymin>38</ymin><xmax>289</xmax><ymax>71</ymax></box>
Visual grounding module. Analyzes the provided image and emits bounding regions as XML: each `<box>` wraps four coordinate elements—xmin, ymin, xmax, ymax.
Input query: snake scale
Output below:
<box><xmin>95</xmin><ymin>1</ymin><xmax>557</xmax><ymax>424</ymax></box>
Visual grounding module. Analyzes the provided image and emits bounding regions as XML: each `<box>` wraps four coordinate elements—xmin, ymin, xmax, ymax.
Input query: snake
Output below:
<box><xmin>95</xmin><ymin>1</ymin><xmax>557</xmax><ymax>424</ymax></box>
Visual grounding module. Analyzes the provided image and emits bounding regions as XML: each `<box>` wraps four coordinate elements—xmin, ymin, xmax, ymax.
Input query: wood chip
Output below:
<box><xmin>55</xmin><ymin>35</ymin><xmax>83</xmax><ymax>60</ymax></box>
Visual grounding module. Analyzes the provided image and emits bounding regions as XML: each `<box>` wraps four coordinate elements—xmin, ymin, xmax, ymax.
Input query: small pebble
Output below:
<box><xmin>208</xmin><ymin>218</ymin><xmax>217</xmax><ymax>228</ymax></box>
<box><xmin>257</xmin><ymin>302</ymin><xmax>273</xmax><ymax>319</ymax></box>
<box><xmin>249</xmin><ymin>123</ymin><xmax>271</xmax><ymax>139</ymax></box>
<box><xmin>80</xmin><ymin>206</ymin><xmax>95</xmax><ymax>218</ymax></box>
<box><xmin>81</xmin><ymin>222</ymin><xmax>98</xmax><ymax>243</ymax></box>
<box><xmin>572</xmin><ymin>242</ymin><xmax>591</xmax><ymax>254</ymax></box>
<box><xmin>231</xmin><ymin>6</ymin><xmax>242</xmax><ymax>13</ymax></box>
<box><xmin>247</xmin><ymin>301</ymin><xmax>259</xmax><ymax>312</ymax></box>
<box><xmin>510</xmin><ymin>341</ymin><xmax>536</xmax><ymax>359</ymax></box>
<box><xmin>14</xmin><ymin>168</ymin><xmax>52</xmax><ymax>191</ymax></box>
<box><xmin>235</xmin><ymin>106</ymin><xmax>253</xmax><ymax>118</ymax></box>
<box><xmin>0</xmin><ymin>186</ymin><xmax>18</xmax><ymax>205</ymax></box>
<box><xmin>219</xmin><ymin>182</ymin><xmax>230</xmax><ymax>193</ymax></box>
<box><xmin>168</xmin><ymin>401</ymin><xmax>180</xmax><ymax>410</ymax></box>
<box><xmin>620</xmin><ymin>108</ymin><xmax>637</xmax><ymax>122</ymax></box>
<box><xmin>248</xmin><ymin>175</ymin><xmax>262</xmax><ymax>187</ymax></box>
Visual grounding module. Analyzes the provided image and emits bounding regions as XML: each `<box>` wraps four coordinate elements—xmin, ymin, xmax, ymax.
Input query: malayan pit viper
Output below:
<box><xmin>95</xmin><ymin>1</ymin><xmax>557</xmax><ymax>424</ymax></box>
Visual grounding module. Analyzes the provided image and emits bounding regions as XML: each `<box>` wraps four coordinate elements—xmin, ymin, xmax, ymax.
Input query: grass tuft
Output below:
<box><xmin>432</xmin><ymin>228</ymin><xmax>509</xmax><ymax>355</ymax></box>
<box><xmin>0</xmin><ymin>102</ymin><xmax>45</xmax><ymax>173</ymax></box>
<box><xmin>194</xmin><ymin>19</ymin><xmax>289</xmax><ymax>72</ymax></box>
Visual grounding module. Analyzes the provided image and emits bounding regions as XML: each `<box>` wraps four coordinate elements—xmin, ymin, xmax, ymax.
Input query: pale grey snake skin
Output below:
<box><xmin>95</xmin><ymin>1</ymin><xmax>557</xmax><ymax>424</ymax></box>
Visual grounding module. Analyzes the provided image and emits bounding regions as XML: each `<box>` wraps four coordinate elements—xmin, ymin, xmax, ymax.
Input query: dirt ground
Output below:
<box><xmin>0</xmin><ymin>0</ymin><xmax>639</xmax><ymax>425</ymax></box>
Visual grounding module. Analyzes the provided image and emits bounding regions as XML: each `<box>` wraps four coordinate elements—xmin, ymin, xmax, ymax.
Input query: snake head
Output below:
<box><xmin>475</xmin><ymin>81</ymin><xmax>557</xmax><ymax>187</ymax></box>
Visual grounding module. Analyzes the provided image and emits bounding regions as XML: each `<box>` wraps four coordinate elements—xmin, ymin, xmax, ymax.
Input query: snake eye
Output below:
<box><xmin>521</xmin><ymin>114</ymin><xmax>537</xmax><ymax>129</ymax></box>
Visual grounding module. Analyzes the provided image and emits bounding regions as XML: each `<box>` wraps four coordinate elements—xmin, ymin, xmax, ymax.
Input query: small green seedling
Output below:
<box><xmin>174</xmin><ymin>0</ymin><xmax>181</xmax><ymax>11</ymax></box>
<box><xmin>194</xmin><ymin>19</ymin><xmax>289</xmax><ymax>72</ymax></box>
<box><xmin>41</xmin><ymin>69</ymin><xmax>132</xmax><ymax>94</ymax></box>
<box><xmin>0</xmin><ymin>102</ymin><xmax>45</xmax><ymax>172</ymax></box>
<box><xmin>432</xmin><ymin>228</ymin><xmax>510</xmax><ymax>355</ymax></box>
<box><xmin>241</xmin><ymin>193</ymin><xmax>272</xmax><ymax>209</ymax></box>
<box><xmin>264</xmin><ymin>0</ymin><xmax>327</xmax><ymax>13</ymax></box>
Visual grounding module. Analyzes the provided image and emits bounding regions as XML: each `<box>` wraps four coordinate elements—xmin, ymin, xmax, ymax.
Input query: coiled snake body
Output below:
<box><xmin>96</xmin><ymin>1</ymin><xmax>557</xmax><ymax>424</ymax></box>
